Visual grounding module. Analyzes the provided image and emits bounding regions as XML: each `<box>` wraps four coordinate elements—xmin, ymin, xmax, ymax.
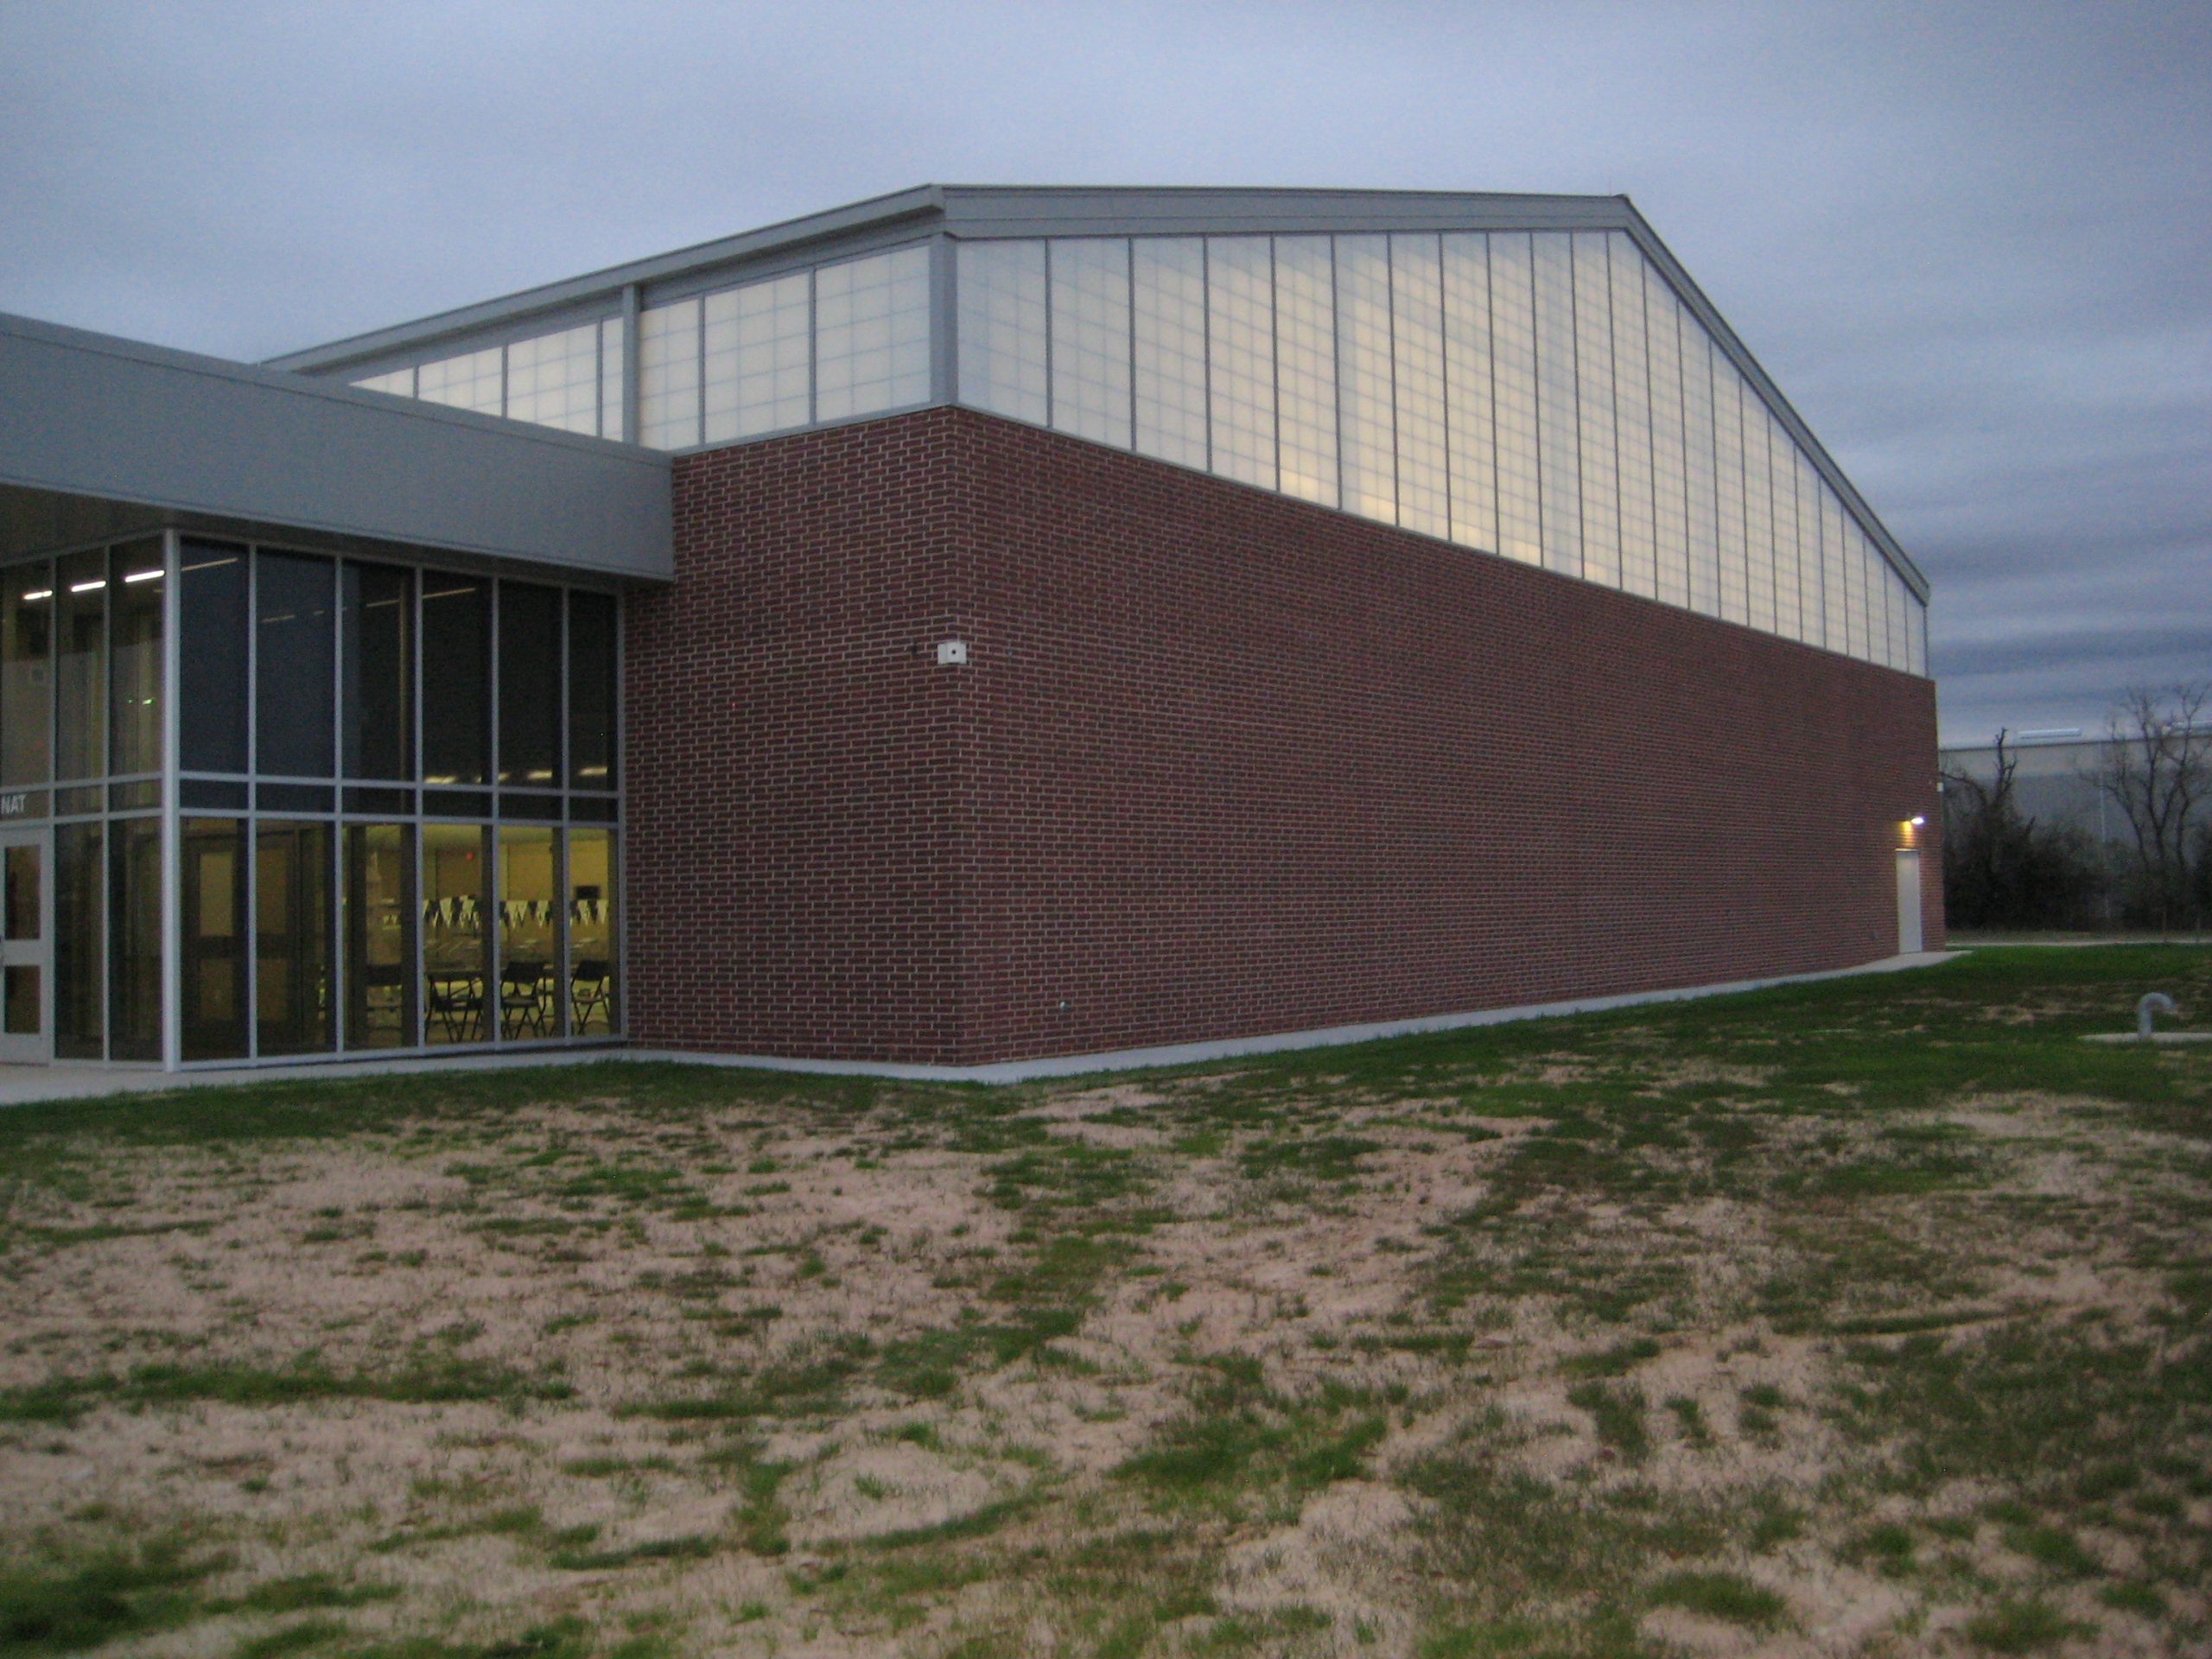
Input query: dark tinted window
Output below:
<box><xmin>256</xmin><ymin>552</ymin><xmax>335</xmax><ymax>777</ymax></box>
<box><xmin>109</xmin><ymin>817</ymin><xmax>161</xmax><ymax>1061</ymax></box>
<box><xmin>342</xmin><ymin>562</ymin><xmax>414</xmax><ymax>780</ymax></box>
<box><xmin>345</xmin><ymin>823</ymin><xmax>416</xmax><ymax>1050</ymax></box>
<box><xmin>54</xmin><ymin>820</ymin><xmax>102</xmax><ymax>1058</ymax></box>
<box><xmin>567</xmin><ymin>591</ymin><xmax>617</xmax><ymax>790</ymax></box>
<box><xmin>110</xmin><ymin>542</ymin><xmax>164</xmax><ymax>777</ymax></box>
<box><xmin>54</xmin><ymin>549</ymin><xmax>105</xmax><ymax>781</ymax></box>
<box><xmin>181</xmin><ymin>817</ymin><xmax>247</xmax><ymax>1059</ymax></box>
<box><xmin>498</xmin><ymin>582</ymin><xmax>560</xmax><ymax>786</ymax></box>
<box><xmin>2</xmin><ymin>562</ymin><xmax>52</xmax><ymax>789</ymax></box>
<box><xmin>422</xmin><ymin>576</ymin><xmax>489</xmax><ymax>785</ymax></box>
<box><xmin>257</xmin><ymin>820</ymin><xmax>334</xmax><ymax>1055</ymax></box>
<box><xmin>180</xmin><ymin>542</ymin><xmax>248</xmax><ymax>772</ymax></box>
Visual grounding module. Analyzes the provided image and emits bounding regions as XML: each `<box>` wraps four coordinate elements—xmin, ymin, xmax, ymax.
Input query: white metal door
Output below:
<box><xmin>1896</xmin><ymin>849</ymin><xmax>1923</xmax><ymax>956</ymax></box>
<box><xmin>0</xmin><ymin>828</ymin><xmax>51</xmax><ymax>1064</ymax></box>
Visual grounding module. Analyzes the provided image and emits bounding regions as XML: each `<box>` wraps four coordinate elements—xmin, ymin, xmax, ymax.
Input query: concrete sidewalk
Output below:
<box><xmin>0</xmin><ymin>1045</ymin><xmax>629</xmax><ymax>1109</ymax></box>
<box><xmin>0</xmin><ymin>950</ymin><xmax>1966</xmax><ymax>1107</ymax></box>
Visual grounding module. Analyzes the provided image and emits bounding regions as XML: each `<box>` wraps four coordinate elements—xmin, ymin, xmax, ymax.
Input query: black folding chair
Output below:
<box><xmin>500</xmin><ymin>960</ymin><xmax>551</xmax><ymax>1038</ymax></box>
<box><xmin>570</xmin><ymin>958</ymin><xmax>612</xmax><ymax>1033</ymax></box>
<box><xmin>427</xmin><ymin>973</ymin><xmax>483</xmax><ymax>1042</ymax></box>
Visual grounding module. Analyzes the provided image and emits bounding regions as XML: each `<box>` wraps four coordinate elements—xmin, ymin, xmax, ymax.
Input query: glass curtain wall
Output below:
<box><xmin>109</xmin><ymin>817</ymin><xmax>161</xmax><ymax>1061</ymax></box>
<box><xmin>0</xmin><ymin>535</ymin><xmax>618</xmax><ymax>1066</ymax></box>
<box><xmin>0</xmin><ymin>539</ymin><xmax>166</xmax><ymax>1063</ymax></box>
<box><xmin>53</xmin><ymin>822</ymin><xmax>102</xmax><ymax>1059</ymax></box>
<box><xmin>423</xmin><ymin>824</ymin><xmax>489</xmax><ymax>1045</ymax></box>
<box><xmin>568</xmin><ymin>828</ymin><xmax>616</xmax><ymax>1035</ymax></box>
<box><xmin>164</xmin><ymin>538</ymin><xmax>620</xmax><ymax>1065</ymax></box>
<box><xmin>497</xmin><ymin>827</ymin><xmax>556</xmax><ymax>1039</ymax></box>
<box><xmin>343</xmin><ymin>823</ymin><xmax>416</xmax><ymax>1049</ymax></box>
<box><xmin>955</xmin><ymin>231</ymin><xmax>1928</xmax><ymax>675</ymax></box>
<box><xmin>257</xmin><ymin>822</ymin><xmax>333</xmax><ymax>1055</ymax></box>
<box><xmin>181</xmin><ymin>817</ymin><xmax>246</xmax><ymax>1060</ymax></box>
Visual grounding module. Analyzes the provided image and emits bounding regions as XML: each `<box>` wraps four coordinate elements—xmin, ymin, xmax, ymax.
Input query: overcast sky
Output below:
<box><xmin>1</xmin><ymin>0</ymin><xmax>2203</xmax><ymax>746</ymax></box>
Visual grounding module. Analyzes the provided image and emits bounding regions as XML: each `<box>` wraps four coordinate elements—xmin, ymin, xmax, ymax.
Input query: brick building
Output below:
<box><xmin>0</xmin><ymin>187</ymin><xmax>1938</xmax><ymax>1076</ymax></box>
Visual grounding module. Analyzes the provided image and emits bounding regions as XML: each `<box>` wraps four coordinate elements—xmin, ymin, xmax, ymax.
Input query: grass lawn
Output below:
<box><xmin>2</xmin><ymin>946</ymin><xmax>2209</xmax><ymax>1658</ymax></box>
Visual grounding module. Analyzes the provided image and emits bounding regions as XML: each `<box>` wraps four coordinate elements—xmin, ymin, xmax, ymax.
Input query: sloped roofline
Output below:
<box><xmin>264</xmin><ymin>184</ymin><xmax>1925</xmax><ymax>600</ymax></box>
<box><xmin>264</xmin><ymin>186</ymin><xmax>1613</xmax><ymax>373</ymax></box>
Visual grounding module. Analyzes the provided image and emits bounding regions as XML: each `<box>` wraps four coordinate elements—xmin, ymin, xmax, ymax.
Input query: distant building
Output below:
<box><xmin>1937</xmin><ymin>732</ymin><xmax>2127</xmax><ymax>847</ymax></box>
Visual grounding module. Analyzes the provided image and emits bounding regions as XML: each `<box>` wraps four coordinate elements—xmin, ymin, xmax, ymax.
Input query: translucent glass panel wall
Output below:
<box><xmin>355</xmin><ymin>318</ymin><xmax>625</xmax><ymax>439</ymax></box>
<box><xmin>640</xmin><ymin>245</ymin><xmax>931</xmax><ymax>449</ymax></box>
<box><xmin>955</xmin><ymin>232</ymin><xmax>1925</xmax><ymax>675</ymax></box>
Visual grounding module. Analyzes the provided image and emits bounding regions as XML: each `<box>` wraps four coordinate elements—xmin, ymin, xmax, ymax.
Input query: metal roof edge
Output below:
<box><xmin>936</xmin><ymin>182</ymin><xmax>1627</xmax><ymax>232</ymax></box>
<box><xmin>1612</xmin><ymin>200</ymin><xmax>1929</xmax><ymax>601</ymax></box>
<box><xmin>264</xmin><ymin>183</ymin><xmax>948</xmax><ymax>373</ymax></box>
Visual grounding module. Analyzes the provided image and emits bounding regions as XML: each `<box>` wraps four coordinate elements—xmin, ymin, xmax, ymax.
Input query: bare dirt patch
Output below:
<box><xmin>5</xmin><ymin>952</ymin><xmax>2211</xmax><ymax>1656</ymax></box>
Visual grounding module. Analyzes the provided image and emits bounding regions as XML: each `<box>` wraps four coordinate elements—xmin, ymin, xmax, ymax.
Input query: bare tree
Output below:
<box><xmin>1942</xmin><ymin>730</ymin><xmax>2101</xmax><ymax>930</ymax></box>
<box><xmin>1942</xmin><ymin>728</ymin><xmax>2018</xmax><ymax>822</ymax></box>
<box><xmin>2087</xmin><ymin>683</ymin><xmax>2210</xmax><ymax>932</ymax></box>
<box><xmin>1941</xmin><ymin>729</ymin><xmax>2020</xmax><ymax>919</ymax></box>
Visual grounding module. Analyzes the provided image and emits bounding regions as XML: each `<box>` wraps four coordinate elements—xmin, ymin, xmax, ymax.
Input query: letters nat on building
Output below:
<box><xmin>0</xmin><ymin>186</ymin><xmax>1940</xmax><ymax>1076</ymax></box>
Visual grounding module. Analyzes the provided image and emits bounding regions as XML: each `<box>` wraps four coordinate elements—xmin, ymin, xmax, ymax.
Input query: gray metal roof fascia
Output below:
<box><xmin>1610</xmin><ymin>201</ymin><xmax>1928</xmax><ymax>601</ymax></box>
<box><xmin>265</xmin><ymin>184</ymin><xmax>947</xmax><ymax>375</ymax></box>
<box><xmin>1</xmin><ymin>310</ymin><xmax>671</xmax><ymax>582</ymax></box>
<box><xmin>934</xmin><ymin>184</ymin><xmax>1629</xmax><ymax>239</ymax></box>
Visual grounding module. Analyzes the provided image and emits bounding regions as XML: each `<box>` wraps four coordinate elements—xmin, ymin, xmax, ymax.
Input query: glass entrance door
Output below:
<box><xmin>0</xmin><ymin>829</ymin><xmax>51</xmax><ymax>1064</ymax></box>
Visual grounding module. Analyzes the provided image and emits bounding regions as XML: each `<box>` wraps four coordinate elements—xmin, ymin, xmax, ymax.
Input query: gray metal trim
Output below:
<box><xmin>804</xmin><ymin>269</ymin><xmax>818</xmax><ymax>427</ymax></box>
<box><xmin>1040</xmin><ymin>239</ymin><xmax>1056</xmax><ymax>429</ymax></box>
<box><xmin>929</xmin><ymin>232</ymin><xmax>957</xmax><ymax>407</ymax></box>
<box><xmin>159</xmin><ymin>531</ymin><xmax>181</xmax><ymax>1071</ymax></box>
<box><xmin>0</xmin><ymin>821</ymin><xmax>56</xmax><ymax>1065</ymax></box>
<box><xmin>940</xmin><ymin>185</ymin><xmax>1630</xmax><ymax>240</ymax></box>
<box><xmin>619</xmin><ymin>287</ymin><xmax>642</xmax><ymax>446</ymax></box>
<box><xmin>1198</xmin><ymin>238</ymin><xmax>1213</xmax><ymax>473</ymax></box>
<box><xmin>243</xmin><ymin>551</ymin><xmax>259</xmax><ymax>1054</ymax></box>
<box><xmin>2</xmin><ymin>311</ymin><xmax>673</xmax><ymax>582</ymax></box>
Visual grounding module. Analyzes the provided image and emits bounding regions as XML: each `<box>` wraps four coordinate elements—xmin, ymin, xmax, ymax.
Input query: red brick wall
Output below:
<box><xmin>627</xmin><ymin>405</ymin><xmax>1942</xmax><ymax>1065</ymax></box>
<box><xmin>624</xmin><ymin>414</ymin><xmax>978</xmax><ymax>1063</ymax></box>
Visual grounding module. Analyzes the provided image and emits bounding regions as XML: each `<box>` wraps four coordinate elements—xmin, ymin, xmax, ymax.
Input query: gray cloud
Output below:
<box><xmin>1</xmin><ymin>0</ymin><xmax>2203</xmax><ymax>747</ymax></box>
